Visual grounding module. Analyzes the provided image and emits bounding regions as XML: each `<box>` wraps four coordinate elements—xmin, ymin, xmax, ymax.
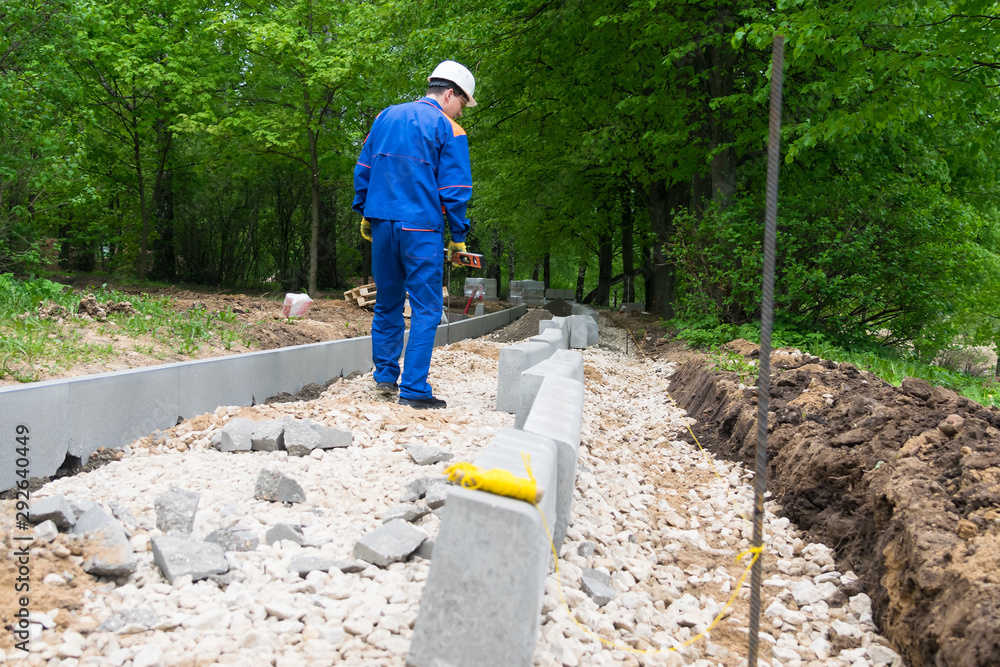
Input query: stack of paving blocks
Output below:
<box><xmin>464</xmin><ymin>277</ymin><xmax>498</xmax><ymax>301</ymax></box>
<box><xmin>509</xmin><ymin>280</ymin><xmax>545</xmax><ymax>306</ymax></box>
<box><xmin>407</xmin><ymin>312</ymin><xmax>599</xmax><ymax>667</ymax></box>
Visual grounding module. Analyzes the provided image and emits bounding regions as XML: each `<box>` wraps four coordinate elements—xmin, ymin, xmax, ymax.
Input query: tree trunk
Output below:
<box><xmin>576</xmin><ymin>261</ymin><xmax>586</xmax><ymax>303</ymax></box>
<box><xmin>307</xmin><ymin>124</ymin><xmax>320</xmax><ymax>295</ymax></box>
<box><xmin>595</xmin><ymin>231</ymin><xmax>613</xmax><ymax>306</ymax></box>
<box><xmin>647</xmin><ymin>179</ymin><xmax>685</xmax><ymax>318</ymax></box>
<box><xmin>542</xmin><ymin>253</ymin><xmax>550</xmax><ymax>289</ymax></box>
<box><xmin>150</xmin><ymin>122</ymin><xmax>174</xmax><ymax>281</ymax></box>
<box><xmin>621</xmin><ymin>191</ymin><xmax>634</xmax><ymax>302</ymax></box>
<box><xmin>133</xmin><ymin>114</ymin><xmax>150</xmax><ymax>281</ymax></box>
<box><xmin>640</xmin><ymin>244</ymin><xmax>653</xmax><ymax>311</ymax></box>
<box><xmin>532</xmin><ymin>261</ymin><xmax>540</xmax><ymax>281</ymax></box>
<box><xmin>707</xmin><ymin>9</ymin><xmax>737</xmax><ymax>210</ymax></box>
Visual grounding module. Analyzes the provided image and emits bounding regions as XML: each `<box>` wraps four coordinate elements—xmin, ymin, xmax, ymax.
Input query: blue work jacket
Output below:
<box><xmin>353</xmin><ymin>97</ymin><xmax>472</xmax><ymax>242</ymax></box>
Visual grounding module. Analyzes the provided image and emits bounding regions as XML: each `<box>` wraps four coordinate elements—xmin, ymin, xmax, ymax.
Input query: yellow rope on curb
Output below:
<box><xmin>444</xmin><ymin>452</ymin><xmax>542</xmax><ymax>504</ymax></box>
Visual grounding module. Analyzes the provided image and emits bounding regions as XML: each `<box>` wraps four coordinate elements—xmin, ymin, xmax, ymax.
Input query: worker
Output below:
<box><xmin>353</xmin><ymin>60</ymin><xmax>476</xmax><ymax>409</ymax></box>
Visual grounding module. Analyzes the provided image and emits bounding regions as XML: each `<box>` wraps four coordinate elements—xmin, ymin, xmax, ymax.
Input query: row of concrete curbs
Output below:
<box><xmin>407</xmin><ymin>305</ymin><xmax>599</xmax><ymax>667</ymax></box>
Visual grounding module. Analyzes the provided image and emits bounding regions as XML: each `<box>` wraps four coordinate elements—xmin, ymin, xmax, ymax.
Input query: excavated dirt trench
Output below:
<box><xmin>668</xmin><ymin>342</ymin><xmax>1000</xmax><ymax>667</ymax></box>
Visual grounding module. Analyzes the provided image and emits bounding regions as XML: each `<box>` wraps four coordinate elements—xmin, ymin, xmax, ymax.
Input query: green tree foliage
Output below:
<box><xmin>1</xmin><ymin>0</ymin><xmax>998</xmax><ymax>363</ymax></box>
<box><xmin>0</xmin><ymin>0</ymin><xmax>87</xmax><ymax>270</ymax></box>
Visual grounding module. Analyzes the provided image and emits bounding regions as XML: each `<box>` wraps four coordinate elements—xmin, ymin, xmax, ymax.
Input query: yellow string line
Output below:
<box><xmin>536</xmin><ymin>498</ymin><xmax>763</xmax><ymax>655</ymax></box>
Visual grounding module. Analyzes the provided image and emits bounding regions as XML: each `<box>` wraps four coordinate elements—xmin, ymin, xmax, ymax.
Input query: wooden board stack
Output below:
<box><xmin>343</xmin><ymin>282</ymin><xmax>377</xmax><ymax>307</ymax></box>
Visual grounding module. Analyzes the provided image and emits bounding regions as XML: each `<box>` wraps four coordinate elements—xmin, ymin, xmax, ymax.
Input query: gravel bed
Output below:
<box><xmin>2</xmin><ymin>338</ymin><xmax>902</xmax><ymax>667</ymax></box>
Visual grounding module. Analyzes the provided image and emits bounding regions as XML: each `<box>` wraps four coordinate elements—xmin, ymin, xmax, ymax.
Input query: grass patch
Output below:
<box><xmin>0</xmin><ymin>274</ymin><xmax>254</xmax><ymax>382</ymax></box>
<box><xmin>669</xmin><ymin>316</ymin><xmax>1000</xmax><ymax>408</ymax></box>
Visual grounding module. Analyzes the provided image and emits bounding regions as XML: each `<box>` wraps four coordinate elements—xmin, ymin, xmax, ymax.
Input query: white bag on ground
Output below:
<box><xmin>282</xmin><ymin>293</ymin><xmax>313</xmax><ymax>317</ymax></box>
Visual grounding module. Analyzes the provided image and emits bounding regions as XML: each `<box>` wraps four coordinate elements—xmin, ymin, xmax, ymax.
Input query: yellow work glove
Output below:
<box><xmin>448</xmin><ymin>241</ymin><xmax>467</xmax><ymax>264</ymax></box>
<box><xmin>360</xmin><ymin>218</ymin><xmax>372</xmax><ymax>242</ymax></box>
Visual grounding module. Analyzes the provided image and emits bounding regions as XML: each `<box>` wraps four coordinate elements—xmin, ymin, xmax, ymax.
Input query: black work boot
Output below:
<box><xmin>376</xmin><ymin>382</ymin><xmax>399</xmax><ymax>396</ymax></box>
<box><xmin>398</xmin><ymin>396</ymin><xmax>447</xmax><ymax>409</ymax></box>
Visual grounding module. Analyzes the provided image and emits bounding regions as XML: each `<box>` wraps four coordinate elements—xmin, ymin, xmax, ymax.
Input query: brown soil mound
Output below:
<box><xmin>488</xmin><ymin>308</ymin><xmax>553</xmax><ymax>344</ymax></box>
<box><xmin>670</xmin><ymin>349</ymin><xmax>1000</xmax><ymax>667</ymax></box>
<box><xmin>76</xmin><ymin>294</ymin><xmax>136</xmax><ymax>320</ymax></box>
<box><xmin>543</xmin><ymin>297</ymin><xmax>572</xmax><ymax>317</ymax></box>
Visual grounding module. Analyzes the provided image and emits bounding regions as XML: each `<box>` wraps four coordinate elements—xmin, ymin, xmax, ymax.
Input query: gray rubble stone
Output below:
<box><xmin>289</xmin><ymin>556</ymin><xmax>337</xmax><ymax>576</ymax></box>
<box><xmin>414</xmin><ymin>539</ymin><xmax>434</xmax><ymax>560</ymax></box>
<box><xmin>265</xmin><ymin>523</ymin><xmax>304</xmax><ymax>546</ymax></box>
<box><xmin>220</xmin><ymin>417</ymin><xmax>256</xmax><ymax>452</ymax></box>
<box><xmin>254</xmin><ymin>469</ymin><xmax>306</xmax><ymax>503</ymax></box>
<box><xmin>154</xmin><ymin>486</ymin><xmax>199</xmax><ymax>533</ymax></box>
<box><xmin>107</xmin><ymin>500</ymin><xmax>140</xmax><ymax>527</ymax></box>
<box><xmin>250</xmin><ymin>420</ymin><xmax>284</xmax><ymax>452</ymax></box>
<box><xmin>577</xmin><ymin>541</ymin><xmax>597</xmax><ymax>557</ymax></box>
<box><xmin>209</xmin><ymin>431</ymin><xmax>222</xmax><ymax>450</ymax></box>
<box><xmin>72</xmin><ymin>504</ymin><xmax>116</xmax><ymax>535</ymax></box>
<box><xmin>310</xmin><ymin>422</ymin><xmax>352</xmax><ymax>449</ymax></box>
<box><xmin>82</xmin><ymin>522</ymin><xmax>137</xmax><ymax>578</ymax></box>
<box><xmin>70</xmin><ymin>498</ymin><xmax>97</xmax><ymax>517</ymax></box>
<box><xmin>353</xmin><ymin>519</ymin><xmax>427</xmax><ymax>567</ymax></box>
<box><xmin>333</xmin><ymin>558</ymin><xmax>368</xmax><ymax>574</ymax></box>
<box><xmin>205</xmin><ymin>527</ymin><xmax>259</xmax><ymax>552</ymax></box>
<box><xmin>581</xmin><ymin>568</ymin><xmax>615</xmax><ymax>606</ymax></box>
<box><xmin>404</xmin><ymin>443</ymin><xmax>453</xmax><ymax>466</ymax></box>
<box><xmin>399</xmin><ymin>476</ymin><xmax>445</xmax><ymax>503</ymax></box>
<box><xmin>283</xmin><ymin>419</ymin><xmax>322</xmax><ymax>456</ymax></box>
<box><xmin>207</xmin><ymin>571</ymin><xmax>240</xmax><ymax>587</ymax></box>
<box><xmin>151</xmin><ymin>535</ymin><xmax>229</xmax><ymax>584</ymax></box>
<box><xmin>33</xmin><ymin>520</ymin><xmax>59</xmax><ymax>543</ymax></box>
<box><xmin>29</xmin><ymin>495</ymin><xmax>75</xmax><ymax>529</ymax></box>
<box><xmin>120</xmin><ymin>608</ymin><xmax>159</xmax><ymax>629</ymax></box>
<box><xmin>424</xmin><ymin>483</ymin><xmax>449</xmax><ymax>510</ymax></box>
<box><xmin>382</xmin><ymin>504</ymin><xmax>430</xmax><ymax>523</ymax></box>
<box><xmin>97</xmin><ymin>614</ymin><xmax>124</xmax><ymax>633</ymax></box>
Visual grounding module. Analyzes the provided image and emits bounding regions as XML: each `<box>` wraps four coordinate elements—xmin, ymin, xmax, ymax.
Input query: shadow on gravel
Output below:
<box><xmin>669</xmin><ymin>341</ymin><xmax>1000</xmax><ymax>667</ymax></box>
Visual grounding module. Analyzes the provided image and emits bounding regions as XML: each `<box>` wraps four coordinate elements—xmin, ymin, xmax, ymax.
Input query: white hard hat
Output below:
<box><xmin>428</xmin><ymin>60</ymin><xmax>477</xmax><ymax>107</ymax></box>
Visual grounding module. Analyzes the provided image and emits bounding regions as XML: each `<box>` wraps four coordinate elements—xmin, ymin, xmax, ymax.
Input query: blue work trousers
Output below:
<box><xmin>370</xmin><ymin>220</ymin><xmax>443</xmax><ymax>400</ymax></box>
